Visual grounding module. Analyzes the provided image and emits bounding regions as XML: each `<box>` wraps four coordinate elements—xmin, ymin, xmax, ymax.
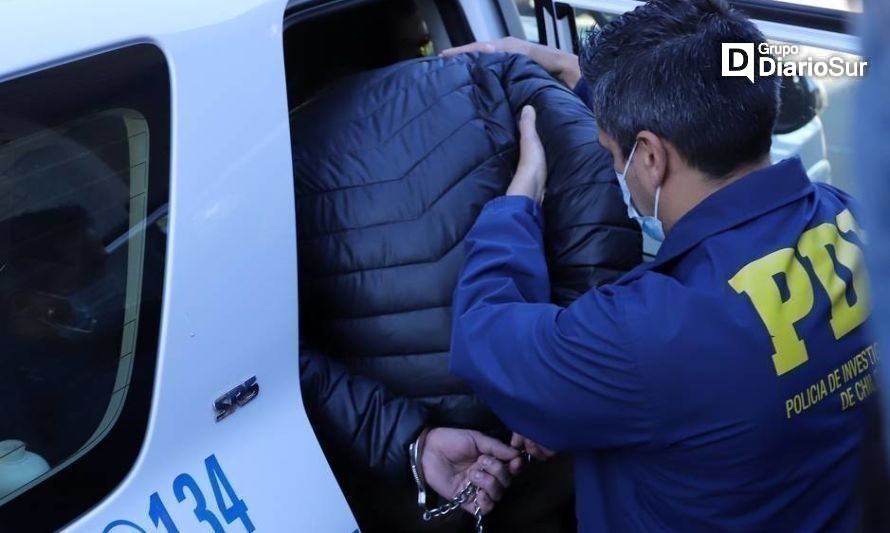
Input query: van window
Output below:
<box><xmin>284</xmin><ymin>0</ymin><xmax>464</xmax><ymax>107</ymax></box>
<box><xmin>0</xmin><ymin>44</ymin><xmax>169</xmax><ymax>530</ymax></box>
<box><xmin>775</xmin><ymin>0</ymin><xmax>861</xmax><ymax>11</ymax></box>
<box><xmin>512</xmin><ymin>0</ymin><xmax>613</xmax><ymax>43</ymax></box>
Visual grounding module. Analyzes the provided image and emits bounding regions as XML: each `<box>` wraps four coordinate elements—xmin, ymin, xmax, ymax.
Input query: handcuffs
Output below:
<box><xmin>409</xmin><ymin>429</ymin><xmax>484</xmax><ymax>532</ymax></box>
<box><xmin>408</xmin><ymin>429</ymin><xmax>534</xmax><ymax>532</ymax></box>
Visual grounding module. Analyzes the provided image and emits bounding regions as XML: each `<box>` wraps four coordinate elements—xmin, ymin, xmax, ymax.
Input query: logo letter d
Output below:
<box><xmin>722</xmin><ymin>43</ymin><xmax>756</xmax><ymax>83</ymax></box>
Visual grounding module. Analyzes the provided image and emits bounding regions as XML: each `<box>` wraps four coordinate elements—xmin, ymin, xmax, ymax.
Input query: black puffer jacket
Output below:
<box><xmin>293</xmin><ymin>53</ymin><xmax>640</xmax><ymax>530</ymax></box>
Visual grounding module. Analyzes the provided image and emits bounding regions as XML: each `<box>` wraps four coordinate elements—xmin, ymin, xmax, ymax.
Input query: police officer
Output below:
<box><xmin>445</xmin><ymin>0</ymin><xmax>875</xmax><ymax>530</ymax></box>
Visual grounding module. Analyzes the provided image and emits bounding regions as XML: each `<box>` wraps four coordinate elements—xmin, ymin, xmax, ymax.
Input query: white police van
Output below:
<box><xmin>0</xmin><ymin>0</ymin><xmax>862</xmax><ymax>531</ymax></box>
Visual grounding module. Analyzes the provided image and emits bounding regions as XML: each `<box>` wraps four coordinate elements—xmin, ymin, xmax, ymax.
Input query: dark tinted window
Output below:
<box><xmin>0</xmin><ymin>44</ymin><xmax>169</xmax><ymax>530</ymax></box>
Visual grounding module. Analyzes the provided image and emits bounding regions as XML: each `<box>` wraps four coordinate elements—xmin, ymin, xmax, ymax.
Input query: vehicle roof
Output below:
<box><xmin>0</xmin><ymin>0</ymin><xmax>291</xmax><ymax>81</ymax></box>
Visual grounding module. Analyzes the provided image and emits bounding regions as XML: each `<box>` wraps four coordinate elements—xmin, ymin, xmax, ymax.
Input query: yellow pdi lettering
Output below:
<box><xmin>730</xmin><ymin>248</ymin><xmax>814</xmax><ymax>376</ymax></box>
<box><xmin>729</xmin><ymin>209</ymin><xmax>870</xmax><ymax>377</ymax></box>
<box><xmin>797</xmin><ymin>217</ymin><xmax>870</xmax><ymax>340</ymax></box>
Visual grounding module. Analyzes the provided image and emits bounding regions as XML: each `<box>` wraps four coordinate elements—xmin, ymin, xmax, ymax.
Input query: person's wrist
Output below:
<box><xmin>419</xmin><ymin>427</ymin><xmax>438</xmax><ymax>475</ymax></box>
<box><xmin>506</xmin><ymin>178</ymin><xmax>544</xmax><ymax>203</ymax></box>
<box><xmin>509</xmin><ymin>36</ymin><xmax>534</xmax><ymax>57</ymax></box>
<box><xmin>556</xmin><ymin>53</ymin><xmax>581</xmax><ymax>89</ymax></box>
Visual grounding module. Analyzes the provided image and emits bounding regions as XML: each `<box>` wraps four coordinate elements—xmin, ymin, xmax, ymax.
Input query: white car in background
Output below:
<box><xmin>0</xmin><ymin>0</ymin><xmax>862</xmax><ymax>531</ymax></box>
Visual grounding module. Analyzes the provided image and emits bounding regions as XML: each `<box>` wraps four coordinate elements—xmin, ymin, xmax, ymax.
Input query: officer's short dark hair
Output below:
<box><xmin>581</xmin><ymin>0</ymin><xmax>780</xmax><ymax>178</ymax></box>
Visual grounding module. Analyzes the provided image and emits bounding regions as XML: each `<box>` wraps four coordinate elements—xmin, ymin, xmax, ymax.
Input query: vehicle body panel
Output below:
<box><xmin>0</xmin><ymin>0</ymin><xmax>355</xmax><ymax>530</ymax></box>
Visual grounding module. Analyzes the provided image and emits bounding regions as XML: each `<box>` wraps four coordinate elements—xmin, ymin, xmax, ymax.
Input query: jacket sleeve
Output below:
<box><xmin>482</xmin><ymin>53</ymin><xmax>642</xmax><ymax>305</ymax></box>
<box><xmin>450</xmin><ymin>195</ymin><xmax>652</xmax><ymax>452</ymax></box>
<box><xmin>300</xmin><ymin>347</ymin><xmax>431</xmax><ymax>483</ymax></box>
<box><xmin>572</xmin><ymin>77</ymin><xmax>591</xmax><ymax>109</ymax></box>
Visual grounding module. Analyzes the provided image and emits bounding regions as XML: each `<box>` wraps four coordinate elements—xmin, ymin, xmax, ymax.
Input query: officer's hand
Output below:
<box><xmin>507</xmin><ymin>106</ymin><xmax>547</xmax><ymax>203</ymax></box>
<box><xmin>511</xmin><ymin>432</ymin><xmax>556</xmax><ymax>465</ymax></box>
<box><xmin>421</xmin><ymin>427</ymin><xmax>519</xmax><ymax>515</ymax></box>
<box><xmin>440</xmin><ymin>36</ymin><xmax>581</xmax><ymax>89</ymax></box>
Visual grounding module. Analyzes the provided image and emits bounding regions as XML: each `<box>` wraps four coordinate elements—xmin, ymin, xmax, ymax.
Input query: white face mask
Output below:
<box><xmin>615</xmin><ymin>141</ymin><xmax>665</xmax><ymax>242</ymax></box>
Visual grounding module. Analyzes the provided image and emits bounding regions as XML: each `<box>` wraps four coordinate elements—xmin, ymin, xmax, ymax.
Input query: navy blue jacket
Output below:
<box><xmin>452</xmin><ymin>158</ymin><xmax>875</xmax><ymax>531</ymax></box>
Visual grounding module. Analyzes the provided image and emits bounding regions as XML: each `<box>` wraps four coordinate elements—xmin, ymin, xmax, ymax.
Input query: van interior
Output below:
<box><xmin>283</xmin><ymin>0</ymin><xmax>471</xmax><ymax>108</ymax></box>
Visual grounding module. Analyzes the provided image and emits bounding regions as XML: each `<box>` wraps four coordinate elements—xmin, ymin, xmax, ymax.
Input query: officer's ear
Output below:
<box><xmin>634</xmin><ymin>131</ymin><xmax>669</xmax><ymax>191</ymax></box>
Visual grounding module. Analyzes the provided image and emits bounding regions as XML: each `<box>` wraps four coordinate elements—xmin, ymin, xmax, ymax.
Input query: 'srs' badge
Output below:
<box><xmin>213</xmin><ymin>376</ymin><xmax>259</xmax><ymax>422</ymax></box>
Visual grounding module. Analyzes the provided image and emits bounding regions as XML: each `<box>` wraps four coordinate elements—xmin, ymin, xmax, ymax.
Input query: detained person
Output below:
<box><xmin>444</xmin><ymin>0</ymin><xmax>875</xmax><ymax>530</ymax></box>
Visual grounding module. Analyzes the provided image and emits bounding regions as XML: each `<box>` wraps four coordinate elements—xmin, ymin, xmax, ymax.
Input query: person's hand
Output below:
<box><xmin>506</xmin><ymin>106</ymin><xmax>547</xmax><ymax>203</ymax></box>
<box><xmin>440</xmin><ymin>36</ymin><xmax>581</xmax><ymax>89</ymax></box>
<box><xmin>511</xmin><ymin>432</ymin><xmax>556</xmax><ymax>461</ymax></box>
<box><xmin>421</xmin><ymin>427</ymin><xmax>519</xmax><ymax>515</ymax></box>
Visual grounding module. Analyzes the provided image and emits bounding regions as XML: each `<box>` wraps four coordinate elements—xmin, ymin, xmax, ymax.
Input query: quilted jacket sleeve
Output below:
<box><xmin>299</xmin><ymin>347</ymin><xmax>430</xmax><ymax>484</ymax></box>
<box><xmin>478</xmin><ymin>53</ymin><xmax>642</xmax><ymax>305</ymax></box>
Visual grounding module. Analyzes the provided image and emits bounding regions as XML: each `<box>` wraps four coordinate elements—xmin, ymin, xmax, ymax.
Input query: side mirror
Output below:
<box><xmin>774</xmin><ymin>75</ymin><xmax>826</xmax><ymax>135</ymax></box>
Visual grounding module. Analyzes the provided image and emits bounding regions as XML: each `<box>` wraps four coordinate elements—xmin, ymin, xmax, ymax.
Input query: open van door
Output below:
<box><xmin>0</xmin><ymin>1</ymin><xmax>356</xmax><ymax>531</ymax></box>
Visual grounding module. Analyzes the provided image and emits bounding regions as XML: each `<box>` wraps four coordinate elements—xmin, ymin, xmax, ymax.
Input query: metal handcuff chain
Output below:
<box><xmin>410</xmin><ymin>434</ymin><xmax>485</xmax><ymax>533</ymax></box>
<box><xmin>421</xmin><ymin>480</ymin><xmax>484</xmax><ymax>533</ymax></box>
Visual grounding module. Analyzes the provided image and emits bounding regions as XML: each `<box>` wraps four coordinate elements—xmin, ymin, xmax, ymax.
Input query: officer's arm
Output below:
<box><xmin>451</xmin><ymin>195</ymin><xmax>652</xmax><ymax>452</ymax></box>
